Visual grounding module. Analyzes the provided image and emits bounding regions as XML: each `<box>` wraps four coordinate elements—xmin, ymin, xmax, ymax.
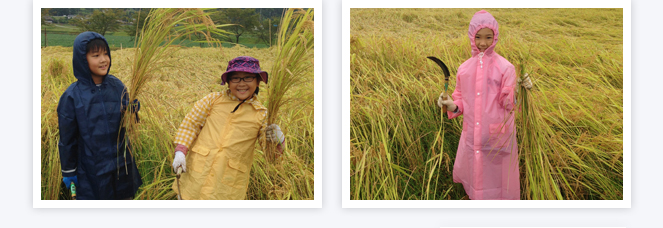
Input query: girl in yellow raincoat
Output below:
<box><xmin>171</xmin><ymin>56</ymin><xmax>285</xmax><ymax>200</ymax></box>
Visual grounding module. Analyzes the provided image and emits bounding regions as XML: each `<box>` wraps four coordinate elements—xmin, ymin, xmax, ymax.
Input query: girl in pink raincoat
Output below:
<box><xmin>437</xmin><ymin>10</ymin><xmax>532</xmax><ymax>200</ymax></box>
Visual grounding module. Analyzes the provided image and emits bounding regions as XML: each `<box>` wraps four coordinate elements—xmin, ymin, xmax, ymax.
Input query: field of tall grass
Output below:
<box><xmin>350</xmin><ymin>8</ymin><xmax>623</xmax><ymax>200</ymax></box>
<box><xmin>41</xmin><ymin>44</ymin><xmax>314</xmax><ymax>200</ymax></box>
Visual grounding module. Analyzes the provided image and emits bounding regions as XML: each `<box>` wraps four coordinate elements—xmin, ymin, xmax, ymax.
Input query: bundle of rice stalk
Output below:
<box><xmin>516</xmin><ymin>52</ymin><xmax>571</xmax><ymax>200</ymax></box>
<box><xmin>120</xmin><ymin>8</ymin><xmax>229</xmax><ymax>170</ymax></box>
<box><xmin>266</xmin><ymin>8</ymin><xmax>314</xmax><ymax>161</ymax></box>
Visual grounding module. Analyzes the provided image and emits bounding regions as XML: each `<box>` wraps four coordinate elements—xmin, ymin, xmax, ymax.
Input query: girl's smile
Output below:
<box><xmin>474</xmin><ymin>28</ymin><xmax>494</xmax><ymax>52</ymax></box>
<box><xmin>228</xmin><ymin>72</ymin><xmax>259</xmax><ymax>100</ymax></box>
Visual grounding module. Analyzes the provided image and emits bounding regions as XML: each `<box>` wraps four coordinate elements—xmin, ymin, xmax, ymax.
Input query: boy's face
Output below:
<box><xmin>474</xmin><ymin>28</ymin><xmax>494</xmax><ymax>52</ymax></box>
<box><xmin>86</xmin><ymin>48</ymin><xmax>110</xmax><ymax>79</ymax></box>
<box><xmin>228</xmin><ymin>72</ymin><xmax>259</xmax><ymax>100</ymax></box>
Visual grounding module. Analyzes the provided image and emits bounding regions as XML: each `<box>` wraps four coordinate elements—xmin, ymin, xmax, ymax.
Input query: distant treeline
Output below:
<box><xmin>45</xmin><ymin>8</ymin><xmax>285</xmax><ymax>20</ymax></box>
<box><xmin>42</xmin><ymin>8</ymin><xmax>295</xmax><ymax>47</ymax></box>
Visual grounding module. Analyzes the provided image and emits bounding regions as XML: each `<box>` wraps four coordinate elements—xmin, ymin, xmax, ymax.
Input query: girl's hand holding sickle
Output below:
<box><xmin>427</xmin><ymin>56</ymin><xmax>457</xmax><ymax>113</ymax></box>
<box><xmin>172</xmin><ymin>150</ymin><xmax>186</xmax><ymax>200</ymax></box>
<box><xmin>172</xmin><ymin>151</ymin><xmax>186</xmax><ymax>172</ymax></box>
<box><xmin>437</xmin><ymin>94</ymin><xmax>457</xmax><ymax>113</ymax></box>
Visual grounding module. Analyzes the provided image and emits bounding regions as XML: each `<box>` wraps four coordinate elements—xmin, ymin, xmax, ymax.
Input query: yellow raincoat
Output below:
<box><xmin>172</xmin><ymin>89</ymin><xmax>267</xmax><ymax>200</ymax></box>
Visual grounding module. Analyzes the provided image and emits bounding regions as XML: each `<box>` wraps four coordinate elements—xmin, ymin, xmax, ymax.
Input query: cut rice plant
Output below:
<box><xmin>122</xmin><ymin>8</ymin><xmax>226</xmax><ymax>153</ymax></box>
<box><xmin>266</xmin><ymin>8</ymin><xmax>314</xmax><ymax>162</ymax></box>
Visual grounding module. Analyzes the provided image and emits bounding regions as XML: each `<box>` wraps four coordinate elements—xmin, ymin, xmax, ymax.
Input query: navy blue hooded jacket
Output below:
<box><xmin>57</xmin><ymin>31</ymin><xmax>142</xmax><ymax>200</ymax></box>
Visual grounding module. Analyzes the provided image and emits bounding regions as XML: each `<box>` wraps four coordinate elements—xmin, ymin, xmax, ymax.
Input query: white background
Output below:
<box><xmin>2</xmin><ymin>0</ymin><xmax>659</xmax><ymax>227</ymax></box>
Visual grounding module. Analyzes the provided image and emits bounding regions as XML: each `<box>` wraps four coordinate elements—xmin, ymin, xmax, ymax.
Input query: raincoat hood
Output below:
<box><xmin>72</xmin><ymin>31</ymin><xmax>112</xmax><ymax>85</ymax></box>
<box><xmin>468</xmin><ymin>10</ymin><xmax>499</xmax><ymax>56</ymax></box>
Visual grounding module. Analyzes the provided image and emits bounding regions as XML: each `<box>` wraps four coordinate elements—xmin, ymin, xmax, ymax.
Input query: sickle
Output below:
<box><xmin>427</xmin><ymin>56</ymin><xmax>451</xmax><ymax>113</ymax></box>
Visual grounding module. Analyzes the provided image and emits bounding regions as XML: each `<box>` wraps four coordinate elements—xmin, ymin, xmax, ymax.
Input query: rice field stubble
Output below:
<box><xmin>350</xmin><ymin>8</ymin><xmax>623</xmax><ymax>200</ymax></box>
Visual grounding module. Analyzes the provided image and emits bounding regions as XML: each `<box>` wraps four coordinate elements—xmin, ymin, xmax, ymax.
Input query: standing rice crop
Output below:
<box><xmin>350</xmin><ymin>8</ymin><xmax>623</xmax><ymax>200</ymax></box>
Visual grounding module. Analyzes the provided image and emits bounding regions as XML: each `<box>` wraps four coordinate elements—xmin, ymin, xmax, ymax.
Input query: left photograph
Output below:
<box><xmin>39</xmin><ymin>8</ymin><xmax>316</xmax><ymax>201</ymax></box>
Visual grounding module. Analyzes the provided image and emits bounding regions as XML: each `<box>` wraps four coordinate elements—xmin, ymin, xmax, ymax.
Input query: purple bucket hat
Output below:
<box><xmin>220</xmin><ymin>56</ymin><xmax>268</xmax><ymax>85</ymax></box>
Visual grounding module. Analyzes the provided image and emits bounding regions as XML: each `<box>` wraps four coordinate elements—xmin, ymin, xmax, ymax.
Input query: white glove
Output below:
<box><xmin>266</xmin><ymin>124</ymin><xmax>285</xmax><ymax>144</ymax></box>
<box><xmin>437</xmin><ymin>92</ymin><xmax>457</xmax><ymax>111</ymax></box>
<box><xmin>518</xmin><ymin>73</ymin><xmax>533</xmax><ymax>90</ymax></box>
<box><xmin>172</xmin><ymin>151</ymin><xmax>186</xmax><ymax>172</ymax></box>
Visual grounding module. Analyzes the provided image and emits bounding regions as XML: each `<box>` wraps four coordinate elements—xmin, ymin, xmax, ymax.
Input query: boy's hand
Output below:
<box><xmin>437</xmin><ymin>92</ymin><xmax>457</xmax><ymax>111</ymax></box>
<box><xmin>62</xmin><ymin>176</ymin><xmax>79</xmax><ymax>189</ymax></box>
<box><xmin>123</xmin><ymin>99</ymin><xmax>141</xmax><ymax>113</ymax></box>
<box><xmin>172</xmin><ymin>151</ymin><xmax>186</xmax><ymax>172</ymax></box>
<box><xmin>266</xmin><ymin>124</ymin><xmax>285</xmax><ymax>144</ymax></box>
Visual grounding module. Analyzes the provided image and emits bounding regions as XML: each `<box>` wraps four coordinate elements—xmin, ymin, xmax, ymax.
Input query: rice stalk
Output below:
<box><xmin>266</xmin><ymin>8</ymin><xmax>315</xmax><ymax>162</ymax></box>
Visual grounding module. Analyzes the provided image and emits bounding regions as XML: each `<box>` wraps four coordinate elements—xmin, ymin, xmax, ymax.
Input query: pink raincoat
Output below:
<box><xmin>447</xmin><ymin>10</ymin><xmax>519</xmax><ymax>200</ymax></box>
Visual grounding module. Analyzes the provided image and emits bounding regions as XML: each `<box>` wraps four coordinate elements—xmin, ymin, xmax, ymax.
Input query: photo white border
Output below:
<box><xmin>33</xmin><ymin>0</ymin><xmax>322</xmax><ymax>208</ymax></box>
<box><xmin>342</xmin><ymin>0</ymin><xmax>631</xmax><ymax>208</ymax></box>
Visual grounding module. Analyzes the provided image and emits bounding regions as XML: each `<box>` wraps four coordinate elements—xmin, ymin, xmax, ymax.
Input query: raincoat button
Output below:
<box><xmin>477</xmin><ymin>92</ymin><xmax>480</xmax><ymax>95</ymax></box>
<box><xmin>476</xmin><ymin>122</ymin><xmax>479</xmax><ymax>125</ymax></box>
<box><xmin>476</xmin><ymin>151</ymin><xmax>480</xmax><ymax>154</ymax></box>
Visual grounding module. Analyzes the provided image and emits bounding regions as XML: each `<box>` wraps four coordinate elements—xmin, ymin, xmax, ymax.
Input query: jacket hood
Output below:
<box><xmin>72</xmin><ymin>31</ymin><xmax>112</xmax><ymax>85</ymax></box>
<box><xmin>468</xmin><ymin>10</ymin><xmax>499</xmax><ymax>56</ymax></box>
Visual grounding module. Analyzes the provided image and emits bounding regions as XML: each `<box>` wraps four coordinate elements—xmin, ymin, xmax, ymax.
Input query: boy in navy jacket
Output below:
<box><xmin>57</xmin><ymin>31</ymin><xmax>142</xmax><ymax>200</ymax></box>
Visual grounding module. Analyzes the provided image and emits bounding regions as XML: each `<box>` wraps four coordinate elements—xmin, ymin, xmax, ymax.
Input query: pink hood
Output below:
<box><xmin>468</xmin><ymin>10</ymin><xmax>499</xmax><ymax>57</ymax></box>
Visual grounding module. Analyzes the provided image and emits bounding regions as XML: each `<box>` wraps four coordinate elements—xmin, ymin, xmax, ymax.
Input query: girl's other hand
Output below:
<box><xmin>518</xmin><ymin>73</ymin><xmax>533</xmax><ymax>90</ymax></box>
<box><xmin>266</xmin><ymin>124</ymin><xmax>285</xmax><ymax>144</ymax></box>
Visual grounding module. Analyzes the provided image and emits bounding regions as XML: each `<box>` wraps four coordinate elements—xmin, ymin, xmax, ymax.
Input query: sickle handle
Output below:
<box><xmin>441</xmin><ymin>92</ymin><xmax>448</xmax><ymax>114</ymax></box>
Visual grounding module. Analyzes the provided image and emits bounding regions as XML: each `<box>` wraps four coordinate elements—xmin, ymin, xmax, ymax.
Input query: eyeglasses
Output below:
<box><xmin>228</xmin><ymin>76</ymin><xmax>256</xmax><ymax>83</ymax></box>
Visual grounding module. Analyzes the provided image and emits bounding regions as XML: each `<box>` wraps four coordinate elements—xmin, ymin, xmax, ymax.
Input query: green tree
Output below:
<box><xmin>255</xmin><ymin>8</ymin><xmax>285</xmax><ymax>20</ymax></box>
<box><xmin>41</xmin><ymin>8</ymin><xmax>52</xmax><ymax>47</ymax></box>
<box><xmin>254</xmin><ymin>17</ymin><xmax>280</xmax><ymax>47</ymax></box>
<box><xmin>213</xmin><ymin>8</ymin><xmax>259</xmax><ymax>44</ymax></box>
<box><xmin>71</xmin><ymin>9</ymin><xmax>124</xmax><ymax>36</ymax></box>
<box><xmin>123</xmin><ymin>9</ymin><xmax>151</xmax><ymax>41</ymax></box>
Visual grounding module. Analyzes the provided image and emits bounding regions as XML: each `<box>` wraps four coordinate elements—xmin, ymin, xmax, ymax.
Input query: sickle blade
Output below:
<box><xmin>427</xmin><ymin>56</ymin><xmax>451</xmax><ymax>91</ymax></box>
<box><xmin>427</xmin><ymin>56</ymin><xmax>451</xmax><ymax>78</ymax></box>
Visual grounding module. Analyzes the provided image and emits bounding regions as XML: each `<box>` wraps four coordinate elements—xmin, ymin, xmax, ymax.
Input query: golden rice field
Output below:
<box><xmin>41</xmin><ymin>45</ymin><xmax>314</xmax><ymax>200</ymax></box>
<box><xmin>350</xmin><ymin>8</ymin><xmax>623</xmax><ymax>200</ymax></box>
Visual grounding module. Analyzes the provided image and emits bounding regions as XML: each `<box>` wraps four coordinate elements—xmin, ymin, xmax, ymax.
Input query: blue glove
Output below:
<box><xmin>63</xmin><ymin>176</ymin><xmax>79</xmax><ymax>189</ymax></box>
<box><xmin>132</xmin><ymin>99</ymin><xmax>140</xmax><ymax>112</ymax></box>
<box><xmin>123</xmin><ymin>99</ymin><xmax>141</xmax><ymax>113</ymax></box>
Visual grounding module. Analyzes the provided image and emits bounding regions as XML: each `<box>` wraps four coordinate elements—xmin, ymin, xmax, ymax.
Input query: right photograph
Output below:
<box><xmin>348</xmin><ymin>8</ymin><xmax>624</xmax><ymax>201</ymax></box>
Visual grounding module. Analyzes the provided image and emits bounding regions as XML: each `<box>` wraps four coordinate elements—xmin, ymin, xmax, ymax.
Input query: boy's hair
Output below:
<box><xmin>227</xmin><ymin>72</ymin><xmax>262</xmax><ymax>95</ymax></box>
<box><xmin>86</xmin><ymin>38</ymin><xmax>109</xmax><ymax>54</ymax></box>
